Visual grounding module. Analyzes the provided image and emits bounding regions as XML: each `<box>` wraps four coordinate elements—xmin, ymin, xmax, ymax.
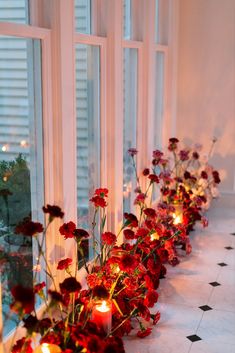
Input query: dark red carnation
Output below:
<box><xmin>40</xmin><ymin>332</ymin><xmax>62</xmax><ymax>345</ymax></box>
<box><xmin>152</xmin><ymin>311</ymin><xmax>161</xmax><ymax>325</ymax></box>
<box><xmin>212</xmin><ymin>170</ymin><xmax>221</xmax><ymax>184</ymax></box>
<box><xmin>119</xmin><ymin>254</ymin><xmax>139</xmax><ymax>273</ymax></box>
<box><xmin>128</xmin><ymin>148</ymin><xmax>138</xmax><ymax>156</ymax></box>
<box><xmin>135</xmin><ymin>227</ymin><xmax>149</xmax><ymax>238</ymax></box>
<box><xmin>142</xmin><ymin>168</ymin><xmax>150</xmax><ymax>176</ymax></box>
<box><xmin>143</xmin><ymin>208</ymin><xmax>156</xmax><ymax>218</ymax></box>
<box><xmin>148</xmin><ymin>174</ymin><xmax>159</xmax><ymax>183</ymax></box>
<box><xmin>94</xmin><ymin>188</ymin><xmax>109</xmax><ymax>197</ymax></box>
<box><xmin>201</xmin><ymin>171</ymin><xmax>208</xmax><ymax>179</ymax></box>
<box><xmin>59</xmin><ymin>221</ymin><xmax>76</xmax><ymax>239</ymax></box>
<box><xmin>123</xmin><ymin>213</ymin><xmax>138</xmax><ymax>227</ymax></box>
<box><xmin>42</xmin><ymin>204</ymin><xmax>64</xmax><ymax>219</ymax></box>
<box><xmin>102</xmin><ymin>231</ymin><xmax>117</xmax><ymax>245</ymax></box>
<box><xmin>90</xmin><ymin>195</ymin><xmax>107</xmax><ymax>208</ymax></box>
<box><xmin>23</xmin><ymin>314</ymin><xmax>39</xmax><ymax>332</ymax></box>
<box><xmin>15</xmin><ymin>219</ymin><xmax>43</xmax><ymax>237</ymax></box>
<box><xmin>152</xmin><ymin>149</ymin><xmax>163</xmax><ymax>160</ymax></box>
<box><xmin>123</xmin><ymin>229</ymin><xmax>135</xmax><ymax>240</ymax></box>
<box><xmin>48</xmin><ymin>290</ymin><xmax>64</xmax><ymax>303</ymax></box>
<box><xmin>92</xmin><ymin>285</ymin><xmax>109</xmax><ymax>299</ymax></box>
<box><xmin>57</xmin><ymin>258</ymin><xmax>73</xmax><ymax>270</ymax></box>
<box><xmin>192</xmin><ymin>151</ymin><xmax>199</xmax><ymax>159</ymax></box>
<box><xmin>34</xmin><ymin>281</ymin><xmax>46</xmax><ymax>294</ymax></box>
<box><xmin>11</xmin><ymin>285</ymin><xmax>35</xmax><ymax>314</ymax></box>
<box><xmin>168</xmin><ymin>137</ymin><xmax>179</xmax><ymax>151</ymax></box>
<box><xmin>179</xmin><ymin>150</ymin><xmax>190</xmax><ymax>161</ymax></box>
<box><xmin>12</xmin><ymin>338</ymin><xmax>33</xmax><ymax>353</ymax></box>
<box><xmin>184</xmin><ymin>171</ymin><xmax>191</xmax><ymax>179</ymax></box>
<box><xmin>134</xmin><ymin>193</ymin><xmax>146</xmax><ymax>205</ymax></box>
<box><xmin>144</xmin><ymin>290</ymin><xmax>159</xmax><ymax>307</ymax></box>
<box><xmin>104</xmin><ymin>336</ymin><xmax>126</xmax><ymax>353</ymax></box>
<box><xmin>137</xmin><ymin>327</ymin><xmax>152</xmax><ymax>338</ymax></box>
<box><xmin>73</xmin><ymin>228</ymin><xmax>89</xmax><ymax>240</ymax></box>
<box><xmin>59</xmin><ymin>277</ymin><xmax>82</xmax><ymax>294</ymax></box>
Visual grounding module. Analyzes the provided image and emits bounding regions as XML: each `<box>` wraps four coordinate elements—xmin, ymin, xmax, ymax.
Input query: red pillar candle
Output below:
<box><xmin>92</xmin><ymin>300</ymin><xmax>112</xmax><ymax>334</ymax></box>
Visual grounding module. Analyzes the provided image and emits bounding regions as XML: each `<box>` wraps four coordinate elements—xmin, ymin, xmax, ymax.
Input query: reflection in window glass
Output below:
<box><xmin>154</xmin><ymin>51</ymin><xmax>165</xmax><ymax>148</ymax></box>
<box><xmin>0</xmin><ymin>0</ymin><xmax>29</xmax><ymax>24</ymax></box>
<box><xmin>123</xmin><ymin>0</ymin><xmax>132</xmax><ymax>39</ymax></box>
<box><xmin>123</xmin><ymin>48</ymin><xmax>138</xmax><ymax>213</ymax></box>
<box><xmin>0</xmin><ymin>36</ymin><xmax>44</xmax><ymax>336</ymax></box>
<box><xmin>76</xmin><ymin>44</ymin><xmax>100</xmax><ymax>261</ymax></box>
<box><xmin>75</xmin><ymin>0</ymin><xmax>91</xmax><ymax>34</ymax></box>
<box><xmin>155</xmin><ymin>0</ymin><xmax>169</xmax><ymax>45</ymax></box>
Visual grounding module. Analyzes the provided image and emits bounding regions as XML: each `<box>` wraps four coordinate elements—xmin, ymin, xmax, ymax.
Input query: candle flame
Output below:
<box><xmin>96</xmin><ymin>300</ymin><xmax>110</xmax><ymax>313</ymax></box>
<box><xmin>173</xmin><ymin>214</ymin><xmax>182</xmax><ymax>225</ymax></box>
<box><xmin>41</xmin><ymin>344</ymin><xmax>51</xmax><ymax>353</ymax></box>
<box><xmin>150</xmin><ymin>233</ymin><xmax>159</xmax><ymax>241</ymax></box>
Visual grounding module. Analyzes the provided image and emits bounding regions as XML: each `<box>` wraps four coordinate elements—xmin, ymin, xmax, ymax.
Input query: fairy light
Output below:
<box><xmin>173</xmin><ymin>214</ymin><xmax>181</xmax><ymax>225</ymax></box>
<box><xmin>20</xmin><ymin>140</ymin><xmax>28</xmax><ymax>147</ymax></box>
<box><xmin>1</xmin><ymin>145</ymin><xmax>8</xmax><ymax>152</ymax></box>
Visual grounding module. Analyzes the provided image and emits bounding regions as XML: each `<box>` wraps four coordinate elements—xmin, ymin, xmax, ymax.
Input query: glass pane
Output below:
<box><xmin>123</xmin><ymin>48</ymin><xmax>138</xmax><ymax>213</ymax></box>
<box><xmin>75</xmin><ymin>0</ymin><xmax>91</xmax><ymax>34</ymax></box>
<box><xmin>154</xmin><ymin>51</ymin><xmax>165</xmax><ymax>148</ymax></box>
<box><xmin>0</xmin><ymin>0</ymin><xmax>29</xmax><ymax>24</ymax></box>
<box><xmin>123</xmin><ymin>0</ymin><xmax>132</xmax><ymax>39</ymax></box>
<box><xmin>0</xmin><ymin>36</ymin><xmax>44</xmax><ymax>336</ymax></box>
<box><xmin>75</xmin><ymin>44</ymin><xmax>100</xmax><ymax>260</ymax></box>
<box><xmin>155</xmin><ymin>0</ymin><xmax>169</xmax><ymax>44</ymax></box>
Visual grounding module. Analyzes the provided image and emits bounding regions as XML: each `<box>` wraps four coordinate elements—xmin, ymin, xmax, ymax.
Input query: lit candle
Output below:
<box><xmin>150</xmin><ymin>232</ymin><xmax>159</xmax><ymax>241</ymax></box>
<box><xmin>34</xmin><ymin>343</ymin><xmax>61</xmax><ymax>353</ymax></box>
<box><xmin>173</xmin><ymin>214</ymin><xmax>182</xmax><ymax>225</ymax></box>
<box><xmin>92</xmin><ymin>300</ymin><xmax>112</xmax><ymax>334</ymax></box>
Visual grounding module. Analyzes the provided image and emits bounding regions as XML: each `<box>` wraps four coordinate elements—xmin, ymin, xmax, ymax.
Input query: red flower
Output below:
<box><xmin>212</xmin><ymin>170</ymin><xmax>221</xmax><ymax>184</ymax></box>
<box><xmin>152</xmin><ymin>150</ymin><xmax>163</xmax><ymax>160</ymax></box>
<box><xmin>142</xmin><ymin>168</ymin><xmax>150</xmax><ymax>176</ymax></box>
<box><xmin>57</xmin><ymin>258</ymin><xmax>73</xmax><ymax>270</ymax></box>
<box><xmin>192</xmin><ymin>151</ymin><xmax>199</xmax><ymax>159</ymax></box>
<box><xmin>73</xmin><ymin>228</ymin><xmax>89</xmax><ymax>239</ymax></box>
<box><xmin>119</xmin><ymin>254</ymin><xmax>139</xmax><ymax>273</ymax></box>
<box><xmin>123</xmin><ymin>229</ymin><xmax>135</xmax><ymax>240</ymax></box>
<box><xmin>48</xmin><ymin>290</ymin><xmax>64</xmax><ymax>304</ymax></box>
<box><xmin>143</xmin><ymin>208</ymin><xmax>156</xmax><ymax>218</ymax></box>
<box><xmin>34</xmin><ymin>282</ymin><xmax>46</xmax><ymax>294</ymax></box>
<box><xmin>15</xmin><ymin>219</ymin><xmax>43</xmax><ymax>237</ymax></box>
<box><xmin>184</xmin><ymin>171</ymin><xmax>191</xmax><ymax>179</ymax></box>
<box><xmin>90</xmin><ymin>195</ymin><xmax>107</xmax><ymax>208</ymax></box>
<box><xmin>40</xmin><ymin>332</ymin><xmax>62</xmax><ymax>345</ymax></box>
<box><xmin>128</xmin><ymin>148</ymin><xmax>138</xmax><ymax>156</ymax></box>
<box><xmin>87</xmin><ymin>274</ymin><xmax>102</xmax><ymax>288</ymax></box>
<box><xmin>152</xmin><ymin>311</ymin><xmax>161</xmax><ymax>325</ymax></box>
<box><xmin>179</xmin><ymin>150</ymin><xmax>190</xmax><ymax>161</ymax></box>
<box><xmin>148</xmin><ymin>174</ymin><xmax>159</xmax><ymax>183</ymax></box>
<box><xmin>59</xmin><ymin>277</ymin><xmax>82</xmax><ymax>294</ymax></box>
<box><xmin>144</xmin><ymin>290</ymin><xmax>159</xmax><ymax>307</ymax></box>
<box><xmin>102</xmin><ymin>231</ymin><xmax>117</xmax><ymax>245</ymax></box>
<box><xmin>134</xmin><ymin>193</ymin><xmax>146</xmax><ymax>205</ymax></box>
<box><xmin>168</xmin><ymin>137</ymin><xmax>179</xmax><ymax>151</ymax></box>
<box><xmin>11</xmin><ymin>285</ymin><xmax>35</xmax><ymax>314</ymax></box>
<box><xmin>123</xmin><ymin>213</ymin><xmax>138</xmax><ymax>227</ymax></box>
<box><xmin>59</xmin><ymin>221</ymin><xmax>76</xmax><ymax>239</ymax></box>
<box><xmin>42</xmin><ymin>204</ymin><xmax>64</xmax><ymax>219</ymax></box>
<box><xmin>12</xmin><ymin>338</ymin><xmax>33</xmax><ymax>353</ymax></box>
<box><xmin>92</xmin><ymin>285</ymin><xmax>109</xmax><ymax>299</ymax></box>
<box><xmin>94</xmin><ymin>188</ymin><xmax>109</xmax><ymax>197</ymax></box>
<box><xmin>104</xmin><ymin>337</ymin><xmax>126</xmax><ymax>353</ymax></box>
<box><xmin>201</xmin><ymin>171</ymin><xmax>208</xmax><ymax>179</ymax></box>
<box><xmin>137</xmin><ymin>327</ymin><xmax>152</xmax><ymax>338</ymax></box>
<box><xmin>135</xmin><ymin>227</ymin><xmax>149</xmax><ymax>238</ymax></box>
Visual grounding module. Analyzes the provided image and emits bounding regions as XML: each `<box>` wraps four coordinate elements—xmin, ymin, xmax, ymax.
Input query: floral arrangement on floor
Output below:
<box><xmin>3</xmin><ymin>137</ymin><xmax>220</xmax><ymax>353</ymax></box>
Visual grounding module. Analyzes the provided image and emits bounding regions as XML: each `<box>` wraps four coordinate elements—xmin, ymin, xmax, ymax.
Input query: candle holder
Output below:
<box><xmin>91</xmin><ymin>299</ymin><xmax>112</xmax><ymax>334</ymax></box>
<box><xmin>34</xmin><ymin>343</ymin><xmax>61</xmax><ymax>353</ymax></box>
<box><xmin>172</xmin><ymin>203</ymin><xmax>183</xmax><ymax>225</ymax></box>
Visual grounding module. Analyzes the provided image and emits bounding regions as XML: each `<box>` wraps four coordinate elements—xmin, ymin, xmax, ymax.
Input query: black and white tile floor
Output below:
<box><xmin>124</xmin><ymin>200</ymin><xmax>235</xmax><ymax>353</ymax></box>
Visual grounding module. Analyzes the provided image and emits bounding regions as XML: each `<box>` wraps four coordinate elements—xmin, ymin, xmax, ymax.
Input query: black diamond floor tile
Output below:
<box><xmin>225</xmin><ymin>246</ymin><xmax>234</xmax><ymax>250</ymax></box>
<box><xmin>209</xmin><ymin>281</ymin><xmax>221</xmax><ymax>287</ymax></box>
<box><xmin>218</xmin><ymin>262</ymin><xmax>228</xmax><ymax>267</ymax></box>
<box><xmin>187</xmin><ymin>334</ymin><xmax>202</xmax><ymax>342</ymax></box>
<box><xmin>199</xmin><ymin>305</ymin><xmax>213</xmax><ymax>311</ymax></box>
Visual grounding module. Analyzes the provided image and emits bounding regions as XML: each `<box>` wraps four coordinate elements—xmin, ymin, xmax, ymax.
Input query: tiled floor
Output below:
<box><xmin>124</xmin><ymin>201</ymin><xmax>235</xmax><ymax>353</ymax></box>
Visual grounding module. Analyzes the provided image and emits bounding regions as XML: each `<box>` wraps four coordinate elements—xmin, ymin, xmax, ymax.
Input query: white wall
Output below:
<box><xmin>176</xmin><ymin>0</ymin><xmax>235</xmax><ymax>194</ymax></box>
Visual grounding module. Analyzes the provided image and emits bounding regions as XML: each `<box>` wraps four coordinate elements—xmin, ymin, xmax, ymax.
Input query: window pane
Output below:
<box><xmin>76</xmin><ymin>44</ymin><xmax>100</xmax><ymax>260</ymax></box>
<box><xmin>155</xmin><ymin>0</ymin><xmax>169</xmax><ymax>44</ymax></box>
<box><xmin>123</xmin><ymin>48</ymin><xmax>138</xmax><ymax>213</ymax></box>
<box><xmin>0</xmin><ymin>0</ymin><xmax>29</xmax><ymax>24</ymax></box>
<box><xmin>123</xmin><ymin>0</ymin><xmax>132</xmax><ymax>39</ymax></box>
<box><xmin>0</xmin><ymin>36</ymin><xmax>44</xmax><ymax>336</ymax></box>
<box><xmin>75</xmin><ymin>0</ymin><xmax>91</xmax><ymax>34</ymax></box>
<box><xmin>154</xmin><ymin>51</ymin><xmax>165</xmax><ymax>148</ymax></box>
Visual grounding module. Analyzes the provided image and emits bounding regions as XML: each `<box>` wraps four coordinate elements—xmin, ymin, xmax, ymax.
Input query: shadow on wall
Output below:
<box><xmin>181</xmin><ymin>137</ymin><xmax>235</xmax><ymax>193</ymax></box>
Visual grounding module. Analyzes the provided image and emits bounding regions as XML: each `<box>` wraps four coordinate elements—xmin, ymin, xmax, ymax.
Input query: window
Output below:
<box><xmin>154</xmin><ymin>51</ymin><xmax>165</xmax><ymax>148</ymax></box>
<box><xmin>75</xmin><ymin>43</ymin><xmax>101</xmax><ymax>259</ymax></box>
<box><xmin>123</xmin><ymin>0</ymin><xmax>132</xmax><ymax>40</ymax></box>
<box><xmin>155</xmin><ymin>0</ymin><xmax>170</xmax><ymax>45</ymax></box>
<box><xmin>0</xmin><ymin>0</ymin><xmax>29</xmax><ymax>24</ymax></box>
<box><xmin>123</xmin><ymin>47</ymin><xmax>138</xmax><ymax>212</ymax></box>
<box><xmin>75</xmin><ymin>0</ymin><xmax>92</xmax><ymax>34</ymax></box>
<box><xmin>0</xmin><ymin>35</ymin><xmax>44</xmax><ymax>336</ymax></box>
